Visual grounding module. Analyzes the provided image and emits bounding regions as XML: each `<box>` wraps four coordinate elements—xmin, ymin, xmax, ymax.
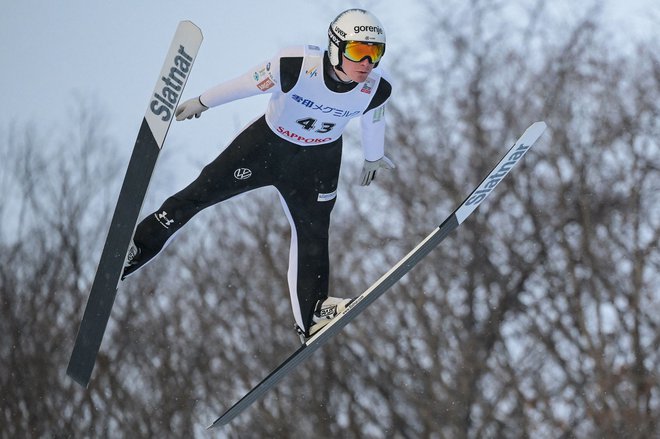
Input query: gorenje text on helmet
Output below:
<box><xmin>353</xmin><ymin>25</ymin><xmax>383</xmax><ymax>34</ymax></box>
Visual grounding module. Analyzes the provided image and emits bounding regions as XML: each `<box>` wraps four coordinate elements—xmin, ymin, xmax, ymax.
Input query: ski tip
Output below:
<box><xmin>530</xmin><ymin>120</ymin><xmax>548</xmax><ymax>131</ymax></box>
<box><xmin>521</xmin><ymin>121</ymin><xmax>547</xmax><ymax>141</ymax></box>
<box><xmin>179</xmin><ymin>20</ymin><xmax>203</xmax><ymax>37</ymax></box>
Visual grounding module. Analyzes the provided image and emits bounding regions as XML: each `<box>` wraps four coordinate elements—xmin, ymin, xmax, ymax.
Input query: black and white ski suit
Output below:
<box><xmin>130</xmin><ymin>44</ymin><xmax>392</xmax><ymax>333</ymax></box>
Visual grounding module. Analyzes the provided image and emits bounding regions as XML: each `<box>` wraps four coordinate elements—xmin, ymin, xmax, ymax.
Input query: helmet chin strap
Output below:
<box><xmin>327</xmin><ymin>51</ymin><xmax>354</xmax><ymax>83</ymax></box>
<box><xmin>331</xmin><ymin>65</ymin><xmax>354</xmax><ymax>84</ymax></box>
<box><xmin>334</xmin><ymin>53</ymin><xmax>347</xmax><ymax>74</ymax></box>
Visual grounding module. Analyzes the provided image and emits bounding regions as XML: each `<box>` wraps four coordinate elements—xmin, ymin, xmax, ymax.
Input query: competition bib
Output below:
<box><xmin>265</xmin><ymin>45</ymin><xmax>381</xmax><ymax>146</ymax></box>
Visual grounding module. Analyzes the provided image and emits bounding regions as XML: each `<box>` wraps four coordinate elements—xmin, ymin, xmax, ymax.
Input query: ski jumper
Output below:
<box><xmin>130</xmin><ymin>44</ymin><xmax>392</xmax><ymax>332</ymax></box>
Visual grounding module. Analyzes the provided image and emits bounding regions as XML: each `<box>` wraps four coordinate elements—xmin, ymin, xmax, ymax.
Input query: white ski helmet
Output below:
<box><xmin>328</xmin><ymin>9</ymin><xmax>386</xmax><ymax>68</ymax></box>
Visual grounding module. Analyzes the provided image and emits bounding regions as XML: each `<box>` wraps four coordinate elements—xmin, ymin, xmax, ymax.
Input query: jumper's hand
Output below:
<box><xmin>360</xmin><ymin>155</ymin><xmax>395</xmax><ymax>186</ymax></box>
<box><xmin>175</xmin><ymin>97</ymin><xmax>208</xmax><ymax>121</ymax></box>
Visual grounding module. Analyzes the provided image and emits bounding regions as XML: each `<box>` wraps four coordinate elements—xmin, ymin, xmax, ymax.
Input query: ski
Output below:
<box><xmin>209</xmin><ymin>121</ymin><xmax>547</xmax><ymax>428</ymax></box>
<box><xmin>66</xmin><ymin>21</ymin><xmax>203</xmax><ymax>388</ymax></box>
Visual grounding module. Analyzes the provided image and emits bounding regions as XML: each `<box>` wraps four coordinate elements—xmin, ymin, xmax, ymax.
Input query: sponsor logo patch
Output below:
<box><xmin>277</xmin><ymin>126</ymin><xmax>332</xmax><ymax>144</ymax></box>
<box><xmin>317</xmin><ymin>190</ymin><xmax>337</xmax><ymax>202</ymax></box>
<box><xmin>372</xmin><ymin>106</ymin><xmax>385</xmax><ymax>122</ymax></box>
<box><xmin>290</xmin><ymin>94</ymin><xmax>361</xmax><ymax>118</ymax></box>
<box><xmin>306</xmin><ymin>65</ymin><xmax>319</xmax><ymax>78</ymax></box>
<box><xmin>257</xmin><ymin>77</ymin><xmax>275</xmax><ymax>91</ymax></box>
<box><xmin>361</xmin><ymin>78</ymin><xmax>375</xmax><ymax>94</ymax></box>
<box><xmin>234</xmin><ymin>168</ymin><xmax>253</xmax><ymax>180</ymax></box>
<box><xmin>254</xmin><ymin>66</ymin><xmax>275</xmax><ymax>91</ymax></box>
<box><xmin>318</xmin><ymin>305</ymin><xmax>337</xmax><ymax>318</ymax></box>
<box><xmin>155</xmin><ymin>211</ymin><xmax>174</xmax><ymax>228</ymax></box>
<box><xmin>354</xmin><ymin>25</ymin><xmax>383</xmax><ymax>35</ymax></box>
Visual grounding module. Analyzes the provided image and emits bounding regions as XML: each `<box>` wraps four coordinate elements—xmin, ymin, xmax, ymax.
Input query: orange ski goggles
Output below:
<box><xmin>343</xmin><ymin>41</ymin><xmax>386</xmax><ymax>64</ymax></box>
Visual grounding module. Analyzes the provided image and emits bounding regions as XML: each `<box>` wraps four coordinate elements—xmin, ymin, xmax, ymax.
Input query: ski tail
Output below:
<box><xmin>208</xmin><ymin>121</ymin><xmax>547</xmax><ymax>428</ymax></box>
<box><xmin>66</xmin><ymin>21</ymin><xmax>203</xmax><ymax>388</ymax></box>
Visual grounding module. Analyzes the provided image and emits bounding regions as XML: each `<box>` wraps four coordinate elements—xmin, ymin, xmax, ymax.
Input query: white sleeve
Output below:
<box><xmin>360</xmin><ymin>103</ymin><xmax>387</xmax><ymax>161</ymax></box>
<box><xmin>199</xmin><ymin>52</ymin><xmax>284</xmax><ymax>108</ymax></box>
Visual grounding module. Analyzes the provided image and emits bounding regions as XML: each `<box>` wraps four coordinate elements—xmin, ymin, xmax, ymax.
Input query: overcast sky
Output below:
<box><xmin>1</xmin><ymin>0</ymin><xmax>657</xmax><ymax>193</ymax></box>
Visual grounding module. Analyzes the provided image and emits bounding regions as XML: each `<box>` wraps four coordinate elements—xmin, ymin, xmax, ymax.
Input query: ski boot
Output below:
<box><xmin>296</xmin><ymin>296</ymin><xmax>354</xmax><ymax>344</ymax></box>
